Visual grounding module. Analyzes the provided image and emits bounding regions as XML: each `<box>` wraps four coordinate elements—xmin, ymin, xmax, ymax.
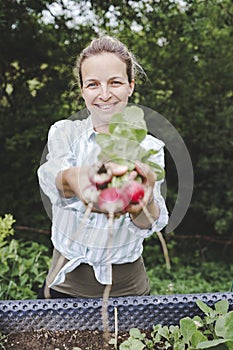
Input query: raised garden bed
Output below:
<box><xmin>1</xmin><ymin>292</ymin><xmax>233</xmax><ymax>349</ymax></box>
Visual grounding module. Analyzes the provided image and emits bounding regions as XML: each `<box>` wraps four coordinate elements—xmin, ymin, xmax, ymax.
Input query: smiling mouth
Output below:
<box><xmin>95</xmin><ymin>102</ymin><xmax>118</xmax><ymax>110</ymax></box>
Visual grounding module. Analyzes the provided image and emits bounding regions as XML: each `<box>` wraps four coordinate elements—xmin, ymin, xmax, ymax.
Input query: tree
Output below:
<box><xmin>0</xmin><ymin>0</ymin><xmax>232</xmax><ymax>239</ymax></box>
<box><xmin>0</xmin><ymin>0</ymin><xmax>95</xmax><ymax>228</ymax></box>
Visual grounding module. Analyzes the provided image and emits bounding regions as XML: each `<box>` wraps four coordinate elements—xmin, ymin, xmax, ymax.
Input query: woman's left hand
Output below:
<box><xmin>126</xmin><ymin>161</ymin><xmax>156</xmax><ymax>215</ymax></box>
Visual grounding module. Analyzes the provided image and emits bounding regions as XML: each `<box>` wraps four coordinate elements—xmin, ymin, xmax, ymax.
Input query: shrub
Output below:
<box><xmin>0</xmin><ymin>214</ymin><xmax>50</xmax><ymax>300</ymax></box>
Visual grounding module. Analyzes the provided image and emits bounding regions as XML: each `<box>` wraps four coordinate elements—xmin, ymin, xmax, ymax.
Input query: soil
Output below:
<box><xmin>1</xmin><ymin>329</ymin><xmax>137</xmax><ymax>350</ymax></box>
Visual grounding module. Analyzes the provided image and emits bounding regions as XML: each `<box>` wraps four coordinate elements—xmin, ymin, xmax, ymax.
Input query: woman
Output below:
<box><xmin>37</xmin><ymin>35</ymin><xmax>168</xmax><ymax>299</ymax></box>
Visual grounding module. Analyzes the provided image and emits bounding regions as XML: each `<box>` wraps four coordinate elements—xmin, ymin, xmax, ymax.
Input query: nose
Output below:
<box><xmin>99</xmin><ymin>84</ymin><xmax>112</xmax><ymax>101</ymax></box>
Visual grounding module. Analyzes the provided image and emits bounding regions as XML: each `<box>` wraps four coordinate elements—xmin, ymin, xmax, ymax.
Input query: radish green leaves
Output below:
<box><xmin>96</xmin><ymin>106</ymin><xmax>165</xmax><ymax>181</ymax></box>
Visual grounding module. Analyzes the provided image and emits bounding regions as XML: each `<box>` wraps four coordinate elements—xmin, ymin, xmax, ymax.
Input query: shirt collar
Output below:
<box><xmin>86</xmin><ymin>115</ymin><xmax>97</xmax><ymax>141</ymax></box>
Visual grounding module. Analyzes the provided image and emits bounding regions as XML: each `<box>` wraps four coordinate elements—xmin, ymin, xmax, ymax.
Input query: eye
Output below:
<box><xmin>85</xmin><ymin>81</ymin><xmax>99</xmax><ymax>89</ymax></box>
<box><xmin>110</xmin><ymin>80</ymin><xmax>123</xmax><ymax>86</ymax></box>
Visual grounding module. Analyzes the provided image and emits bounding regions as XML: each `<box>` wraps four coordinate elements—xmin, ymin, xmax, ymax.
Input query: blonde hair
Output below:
<box><xmin>74</xmin><ymin>35</ymin><xmax>145</xmax><ymax>87</ymax></box>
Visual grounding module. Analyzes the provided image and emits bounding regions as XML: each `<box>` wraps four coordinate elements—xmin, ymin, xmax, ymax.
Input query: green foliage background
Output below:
<box><xmin>0</xmin><ymin>0</ymin><xmax>233</xmax><ymax>299</ymax></box>
<box><xmin>0</xmin><ymin>214</ymin><xmax>232</xmax><ymax>300</ymax></box>
<box><xmin>0</xmin><ymin>214</ymin><xmax>50</xmax><ymax>299</ymax></box>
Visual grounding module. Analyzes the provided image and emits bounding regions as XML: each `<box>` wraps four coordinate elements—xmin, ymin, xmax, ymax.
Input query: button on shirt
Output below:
<box><xmin>38</xmin><ymin>116</ymin><xmax>169</xmax><ymax>287</ymax></box>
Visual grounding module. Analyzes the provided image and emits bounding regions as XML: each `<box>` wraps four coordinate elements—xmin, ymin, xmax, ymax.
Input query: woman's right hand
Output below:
<box><xmin>55</xmin><ymin>163</ymin><xmax>128</xmax><ymax>208</ymax></box>
<box><xmin>55</xmin><ymin>166</ymin><xmax>92</xmax><ymax>200</ymax></box>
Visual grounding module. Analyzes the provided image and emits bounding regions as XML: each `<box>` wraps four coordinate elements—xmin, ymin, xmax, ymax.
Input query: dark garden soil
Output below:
<box><xmin>1</xmin><ymin>329</ymin><xmax>140</xmax><ymax>350</ymax></box>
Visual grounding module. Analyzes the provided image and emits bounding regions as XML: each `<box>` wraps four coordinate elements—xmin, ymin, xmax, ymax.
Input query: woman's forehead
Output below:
<box><xmin>81</xmin><ymin>53</ymin><xmax>128</xmax><ymax>81</ymax></box>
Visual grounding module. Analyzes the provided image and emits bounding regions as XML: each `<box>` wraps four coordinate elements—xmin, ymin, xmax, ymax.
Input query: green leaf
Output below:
<box><xmin>0</xmin><ymin>214</ymin><xmax>15</xmax><ymax>243</ymax></box>
<box><xmin>173</xmin><ymin>342</ymin><xmax>186</xmax><ymax>350</ymax></box>
<box><xmin>109</xmin><ymin>113</ymin><xmax>125</xmax><ymax>134</ymax></box>
<box><xmin>158</xmin><ymin>325</ymin><xmax>171</xmax><ymax>341</ymax></box>
<box><xmin>196</xmin><ymin>300</ymin><xmax>215</xmax><ymax>316</ymax></box>
<box><xmin>215</xmin><ymin>300</ymin><xmax>229</xmax><ymax>315</ymax></box>
<box><xmin>129</xmin><ymin>328</ymin><xmax>145</xmax><ymax>340</ymax></box>
<box><xmin>215</xmin><ymin>315</ymin><xmax>226</xmax><ymax>338</ymax></box>
<box><xmin>191</xmin><ymin>330</ymin><xmax>208</xmax><ymax>347</ymax></box>
<box><xmin>124</xmin><ymin>106</ymin><xmax>147</xmax><ymax>130</ymax></box>
<box><xmin>119</xmin><ymin>338</ymin><xmax>145</xmax><ymax>350</ymax></box>
<box><xmin>198</xmin><ymin>338</ymin><xmax>231</xmax><ymax>349</ymax></box>
<box><xmin>180</xmin><ymin>317</ymin><xmax>197</xmax><ymax>343</ymax></box>
<box><xmin>119</xmin><ymin>329</ymin><xmax>146</xmax><ymax>350</ymax></box>
<box><xmin>128</xmin><ymin>339</ymin><xmax>145</xmax><ymax>350</ymax></box>
<box><xmin>108</xmin><ymin>107</ymin><xmax>147</xmax><ymax>143</ymax></box>
<box><xmin>215</xmin><ymin>311</ymin><xmax>233</xmax><ymax>339</ymax></box>
<box><xmin>147</xmin><ymin>160</ymin><xmax>165</xmax><ymax>181</ymax></box>
<box><xmin>96</xmin><ymin>106</ymin><xmax>165</xmax><ymax>179</ymax></box>
<box><xmin>193</xmin><ymin>315</ymin><xmax>204</xmax><ymax>328</ymax></box>
<box><xmin>109</xmin><ymin>113</ymin><xmax>140</xmax><ymax>141</ymax></box>
<box><xmin>169</xmin><ymin>325</ymin><xmax>181</xmax><ymax>341</ymax></box>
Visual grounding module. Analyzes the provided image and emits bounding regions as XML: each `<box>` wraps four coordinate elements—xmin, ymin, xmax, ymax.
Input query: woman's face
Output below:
<box><xmin>81</xmin><ymin>52</ymin><xmax>134</xmax><ymax>132</ymax></box>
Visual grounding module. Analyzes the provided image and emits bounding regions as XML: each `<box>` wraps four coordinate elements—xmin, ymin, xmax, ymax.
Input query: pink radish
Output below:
<box><xmin>124</xmin><ymin>181</ymin><xmax>145</xmax><ymax>205</ymax></box>
<box><xmin>98</xmin><ymin>187</ymin><xmax>130</xmax><ymax>214</ymax></box>
<box><xmin>89</xmin><ymin>163</ymin><xmax>112</xmax><ymax>189</ymax></box>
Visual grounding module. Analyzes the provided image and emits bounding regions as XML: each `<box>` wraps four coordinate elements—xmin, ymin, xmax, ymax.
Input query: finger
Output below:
<box><xmin>135</xmin><ymin>161</ymin><xmax>156</xmax><ymax>185</ymax></box>
<box><xmin>106</xmin><ymin>162</ymin><xmax>128</xmax><ymax>176</ymax></box>
<box><xmin>128</xmin><ymin>170</ymin><xmax>138</xmax><ymax>181</ymax></box>
<box><xmin>126</xmin><ymin>203</ymin><xmax>143</xmax><ymax>215</ymax></box>
<box><xmin>135</xmin><ymin>161</ymin><xmax>150</xmax><ymax>178</ymax></box>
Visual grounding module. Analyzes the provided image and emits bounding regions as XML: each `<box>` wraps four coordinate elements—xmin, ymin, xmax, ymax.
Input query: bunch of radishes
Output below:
<box><xmin>85</xmin><ymin>162</ymin><xmax>146</xmax><ymax>217</ymax></box>
<box><xmin>81</xmin><ymin>106</ymin><xmax>165</xmax><ymax>223</ymax></box>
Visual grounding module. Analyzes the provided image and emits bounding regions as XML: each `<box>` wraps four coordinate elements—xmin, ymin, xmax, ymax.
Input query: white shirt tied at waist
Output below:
<box><xmin>38</xmin><ymin>115</ymin><xmax>169</xmax><ymax>287</ymax></box>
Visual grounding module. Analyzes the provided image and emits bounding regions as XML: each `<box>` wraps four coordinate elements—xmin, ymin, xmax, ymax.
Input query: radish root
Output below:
<box><xmin>71</xmin><ymin>202</ymin><xmax>93</xmax><ymax>241</ymax></box>
<box><xmin>102</xmin><ymin>211</ymin><xmax>114</xmax><ymax>343</ymax></box>
<box><xmin>102</xmin><ymin>284</ymin><xmax>112</xmax><ymax>342</ymax></box>
<box><xmin>82</xmin><ymin>202</ymin><xmax>93</xmax><ymax>225</ymax></box>
<box><xmin>155</xmin><ymin>230</ymin><xmax>171</xmax><ymax>270</ymax></box>
<box><xmin>114</xmin><ymin>307</ymin><xmax>118</xmax><ymax>348</ymax></box>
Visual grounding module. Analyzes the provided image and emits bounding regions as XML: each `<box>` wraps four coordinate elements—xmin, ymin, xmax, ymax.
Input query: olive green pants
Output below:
<box><xmin>43</xmin><ymin>248</ymin><xmax>150</xmax><ymax>298</ymax></box>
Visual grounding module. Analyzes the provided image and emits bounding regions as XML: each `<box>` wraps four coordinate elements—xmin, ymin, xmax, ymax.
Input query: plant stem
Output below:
<box><xmin>140</xmin><ymin>200</ymin><xmax>171</xmax><ymax>270</ymax></box>
<box><xmin>102</xmin><ymin>212</ymin><xmax>114</xmax><ymax>342</ymax></box>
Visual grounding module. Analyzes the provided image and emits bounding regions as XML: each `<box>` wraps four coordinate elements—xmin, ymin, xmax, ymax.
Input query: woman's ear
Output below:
<box><xmin>81</xmin><ymin>87</ymin><xmax>85</xmax><ymax>100</ymax></box>
<box><xmin>128</xmin><ymin>79</ymin><xmax>135</xmax><ymax>97</ymax></box>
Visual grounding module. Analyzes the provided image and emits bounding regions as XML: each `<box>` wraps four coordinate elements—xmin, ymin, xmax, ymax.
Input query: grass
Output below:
<box><xmin>148</xmin><ymin>261</ymin><xmax>233</xmax><ymax>295</ymax></box>
<box><xmin>145</xmin><ymin>239</ymin><xmax>233</xmax><ymax>295</ymax></box>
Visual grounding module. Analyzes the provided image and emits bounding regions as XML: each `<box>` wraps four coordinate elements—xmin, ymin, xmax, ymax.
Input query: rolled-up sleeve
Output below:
<box><xmin>133</xmin><ymin>135</ymin><xmax>169</xmax><ymax>236</ymax></box>
<box><xmin>38</xmin><ymin>120</ymin><xmax>78</xmax><ymax>206</ymax></box>
<box><xmin>151</xmin><ymin>144</ymin><xmax>169</xmax><ymax>233</ymax></box>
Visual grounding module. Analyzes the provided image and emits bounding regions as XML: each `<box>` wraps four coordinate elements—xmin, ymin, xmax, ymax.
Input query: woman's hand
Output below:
<box><xmin>126</xmin><ymin>161</ymin><xmax>156</xmax><ymax>214</ymax></box>
<box><xmin>55</xmin><ymin>162</ymin><xmax>128</xmax><ymax>203</ymax></box>
<box><xmin>55</xmin><ymin>162</ymin><xmax>160</xmax><ymax>227</ymax></box>
<box><xmin>126</xmin><ymin>161</ymin><xmax>160</xmax><ymax>228</ymax></box>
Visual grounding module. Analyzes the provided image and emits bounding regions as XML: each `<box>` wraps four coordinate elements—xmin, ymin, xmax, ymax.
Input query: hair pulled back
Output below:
<box><xmin>74</xmin><ymin>35</ymin><xmax>144</xmax><ymax>87</ymax></box>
